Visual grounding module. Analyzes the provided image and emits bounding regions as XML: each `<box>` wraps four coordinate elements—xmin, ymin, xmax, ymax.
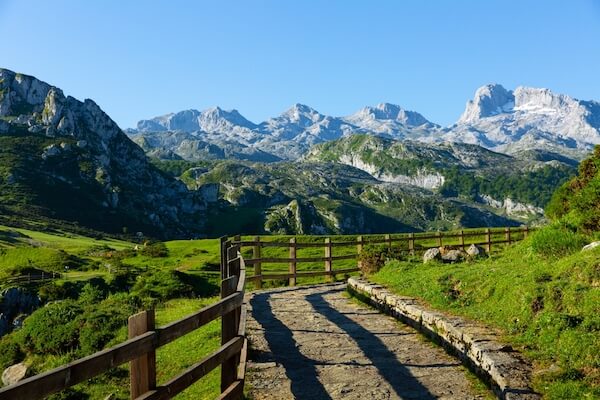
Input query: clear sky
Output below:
<box><xmin>1</xmin><ymin>0</ymin><xmax>599</xmax><ymax>128</ymax></box>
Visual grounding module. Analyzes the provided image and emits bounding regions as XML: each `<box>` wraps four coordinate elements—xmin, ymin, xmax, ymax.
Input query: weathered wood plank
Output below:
<box><xmin>136</xmin><ymin>337</ymin><xmax>244</xmax><ymax>400</ymax></box>
<box><xmin>129</xmin><ymin>310</ymin><xmax>156</xmax><ymax>399</ymax></box>
<box><xmin>157</xmin><ymin>291</ymin><xmax>242</xmax><ymax>347</ymax></box>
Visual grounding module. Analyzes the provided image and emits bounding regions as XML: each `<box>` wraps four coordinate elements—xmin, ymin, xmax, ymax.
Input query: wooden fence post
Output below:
<box><xmin>459</xmin><ymin>230</ymin><xmax>465</xmax><ymax>251</ymax></box>
<box><xmin>408</xmin><ymin>233</ymin><xmax>415</xmax><ymax>256</ymax></box>
<box><xmin>221</xmin><ymin>241</ymin><xmax>239</xmax><ymax>393</ymax></box>
<box><xmin>129</xmin><ymin>310</ymin><xmax>156</xmax><ymax>399</ymax></box>
<box><xmin>524</xmin><ymin>225</ymin><xmax>529</xmax><ymax>239</ymax></box>
<box><xmin>437</xmin><ymin>231</ymin><xmax>442</xmax><ymax>247</ymax></box>
<box><xmin>220</xmin><ymin>236</ymin><xmax>228</xmax><ymax>280</ymax></box>
<box><xmin>385</xmin><ymin>234</ymin><xmax>391</xmax><ymax>250</ymax></box>
<box><xmin>289</xmin><ymin>238</ymin><xmax>296</xmax><ymax>286</ymax></box>
<box><xmin>357</xmin><ymin>236</ymin><xmax>363</xmax><ymax>271</ymax></box>
<box><xmin>325</xmin><ymin>238</ymin><xmax>332</xmax><ymax>282</ymax></box>
<box><xmin>253</xmin><ymin>236</ymin><xmax>262</xmax><ymax>290</ymax></box>
<box><xmin>505</xmin><ymin>227</ymin><xmax>511</xmax><ymax>244</ymax></box>
<box><xmin>485</xmin><ymin>228</ymin><xmax>492</xmax><ymax>254</ymax></box>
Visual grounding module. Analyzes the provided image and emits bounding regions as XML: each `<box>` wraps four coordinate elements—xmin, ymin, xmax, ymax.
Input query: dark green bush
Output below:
<box><xmin>140</xmin><ymin>242</ymin><xmax>169</xmax><ymax>258</ymax></box>
<box><xmin>130</xmin><ymin>270</ymin><xmax>193</xmax><ymax>304</ymax></box>
<box><xmin>0</xmin><ymin>337</ymin><xmax>23</xmax><ymax>371</ymax></box>
<box><xmin>358</xmin><ymin>245</ymin><xmax>404</xmax><ymax>275</ymax></box>
<box><xmin>78</xmin><ymin>283</ymin><xmax>106</xmax><ymax>304</ymax></box>
<box><xmin>546</xmin><ymin>146</ymin><xmax>600</xmax><ymax>233</ymax></box>
<box><xmin>17</xmin><ymin>300</ymin><xmax>82</xmax><ymax>355</ymax></box>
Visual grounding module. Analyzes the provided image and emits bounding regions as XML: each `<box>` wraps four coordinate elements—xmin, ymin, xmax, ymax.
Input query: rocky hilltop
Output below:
<box><xmin>445</xmin><ymin>84</ymin><xmax>600</xmax><ymax>159</ymax></box>
<box><xmin>0</xmin><ymin>69</ymin><xmax>209</xmax><ymax>238</ymax></box>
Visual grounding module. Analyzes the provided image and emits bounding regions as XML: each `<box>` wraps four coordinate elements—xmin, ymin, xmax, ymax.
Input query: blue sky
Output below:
<box><xmin>1</xmin><ymin>0</ymin><xmax>599</xmax><ymax>128</ymax></box>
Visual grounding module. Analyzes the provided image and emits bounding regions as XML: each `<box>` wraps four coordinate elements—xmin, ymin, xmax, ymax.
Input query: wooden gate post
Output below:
<box><xmin>505</xmin><ymin>227</ymin><xmax>511</xmax><ymax>244</ymax></box>
<box><xmin>325</xmin><ymin>238</ymin><xmax>332</xmax><ymax>282</ymax></box>
<box><xmin>289</xmin><ymin>238</ymin><xmax>297</xmax><ymax>286</ymax></box>
<box><xmin>408</xmin><ymin>233</ymin><xmax>415</xmax><ymax>256</ymax></box>
<box><xmin>385</xmin><ymin>234</ymin><xmax>391</xmax><ymax>250</ymax></box>
<box><xmin>129</xmin><ymin>310</ymin><xmax>156</xmax><ymax>399</ymax></box>
<box><xmin>436</xmin><ymin>232</ymin><xmax>442</xmax><ymax>247</ymax></box>
<box><xmin>485</xmin><ymin>228</ymin><xmax>492</xmax><ymax>254</ymax></box>
<box><xmin>253</xmin><ymin>236</ymin><xmax>262</xmax><ymax>289</ymax></box>
<box><xmin>219</xmin><ymin>236</ymin><xmax>228</xmax><ymax>280</ymax></box>
<box><xmin>357</xmin><ymin>236</ymin><xmax>363</xmax><ymax>269</ymax></box>
<box><xmin>221</xmin><ymin>241</ymin><xmax>239</xmax><ymax>393</ymax></box>
<box><xmin>459</xmin><ymin>230</ymin><xmax>465</xmax><ymax>251</ymax></box>
<box><xmin>524</xmin><ymin>225</ymin><xmax>529</xmax><ymax>239</ymax></box>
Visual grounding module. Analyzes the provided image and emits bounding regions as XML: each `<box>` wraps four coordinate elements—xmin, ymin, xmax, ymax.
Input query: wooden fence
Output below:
<box><xmin>0</xmin><ymin>236</ymin><xmax>248</xmax><ymax>400</ymax></box>
<box><xmin>234</xmin><ymin>226</ymin><xmax>530</xmax><ymax>289</ymax></box>
<box><xmin>1</xmin><ymin>272</ymin><xmax>61</xmax><ymax>289</ymax></box>
<box><xmin>0</xmin><ymin>227</ymin><xmax>530</xmax><ymax>399</ymax></box>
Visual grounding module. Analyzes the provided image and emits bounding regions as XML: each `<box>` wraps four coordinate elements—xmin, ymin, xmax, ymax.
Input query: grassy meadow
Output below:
<box><xmin>370</xmin><ymin>225</ymin><xmax>600</xmax><ymax>399</ymax></box>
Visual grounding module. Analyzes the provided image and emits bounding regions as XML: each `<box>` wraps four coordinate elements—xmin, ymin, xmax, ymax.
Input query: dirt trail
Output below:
<box><xmin>246</xmin><ymin>283</ymin><xmax>489</xmax><ymax>400</ymax></box>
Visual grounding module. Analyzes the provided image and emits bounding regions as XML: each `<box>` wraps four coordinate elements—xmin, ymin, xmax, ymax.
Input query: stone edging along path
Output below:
<box><xmin>348</xmin><ymin>277</ymin><xmax>541</xmax><ymax>400</ymax></box>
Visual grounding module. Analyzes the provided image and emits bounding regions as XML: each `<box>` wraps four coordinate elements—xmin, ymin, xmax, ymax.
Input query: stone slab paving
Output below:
<box><xmin>246</xmin><ymin>283</ymin><xmax>490</xmax><ymax>400</ymax></box>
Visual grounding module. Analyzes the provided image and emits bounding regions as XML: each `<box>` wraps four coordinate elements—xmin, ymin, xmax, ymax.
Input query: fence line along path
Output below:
<box><xmin>234</xmin><ymin>226</ymin><xmax>530</xmax><ymax>289</ymax></box>
<box><xmin>0</xmin><ymin>237</ymin><xmax>249</xmax><ymax>400</ymax></box>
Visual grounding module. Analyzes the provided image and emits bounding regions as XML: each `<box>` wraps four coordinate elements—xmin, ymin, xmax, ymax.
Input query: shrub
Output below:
<box><xmin>358</xmin><ymin>245</ymin><xmax>403</xmax><ymax>275</ymax></box>
<box><xmin>78</xmin><ymin>282</ymin><xmax>106</xmax><ymax>304</ymax></box>
<box><xmin>530</xmin><ymin>224</ymin><xmax>589</xmax><ymax>259</ymax></box>
<box><xmin>78</xmin><ymin>295</ymin><xmax>134</xmax><ymax>355</ymax></box>
<box><xmin>130</xmin><ymin>270</ymin><xmax>194</xmax><ymax>304</ymax></box>
<box><xmin>140</xmin><ymin>242</ymin><xmax>169</xmax><ymax>258</ymax></box>
<box><xmin>0</xmin><ymin>337</ymin><xmax>23</xmax><ymax>371</ymax></box>
<box><xmin>17</xmin><ymin>300</ymin><xmax>82</xmax><ymax>355</ymax></box>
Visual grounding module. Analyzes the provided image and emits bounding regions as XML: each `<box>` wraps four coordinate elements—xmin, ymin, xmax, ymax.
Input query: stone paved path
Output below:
<box><xmin>246</xmin><ymin>283</ymin><xmax>489</xmax><ymax>400</ymax></box>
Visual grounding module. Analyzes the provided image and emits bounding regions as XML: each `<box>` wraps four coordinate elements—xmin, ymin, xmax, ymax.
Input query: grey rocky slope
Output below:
<box><xmin>130</xmin><ymin>84</ymin><xmax>600</xmax><ymax>163</ymax></box>
<box><xmin>0</xmin><ymin>68</ymin><xmax>209</xmax><ymax>238</ymax></box>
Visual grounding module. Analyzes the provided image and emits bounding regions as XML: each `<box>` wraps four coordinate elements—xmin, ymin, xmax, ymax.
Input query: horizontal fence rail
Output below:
<box><xmin>233</xmin><ymin>227</ymin><xmax>530</xmax><ymax>289</ymax></box>
<box><xmin>0</xmin><ymin>237</ymin><xmax>248</xmax><ymax>400</ymax></box>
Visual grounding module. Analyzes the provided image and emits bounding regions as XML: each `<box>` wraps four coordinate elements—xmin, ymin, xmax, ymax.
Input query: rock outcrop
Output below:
<box><xmin>0</xmin><ymin>68</ymin><xmax>207</xmax><ymax>238</ymax></box>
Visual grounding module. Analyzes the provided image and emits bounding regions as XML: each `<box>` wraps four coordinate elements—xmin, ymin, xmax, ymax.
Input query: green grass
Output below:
<box><xmin>370</xmin><ymin>233</ymin><xmax>600</xmax><ymax>399</ymax></box>
<box><xmin>0</xmin><ymin>224</ymin><xmax>132</xmax><ymax>252</ymax></box>
<box><xmin>155</xmin><ymin>298</ymin><xmax>221</xmax><ymax>400</ymax></box>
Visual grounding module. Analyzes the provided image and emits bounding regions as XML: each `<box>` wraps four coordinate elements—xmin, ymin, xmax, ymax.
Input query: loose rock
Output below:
<box><xmin>467</xmin><ymin>244</ymin><xmax>486</xmax><ymax>258</ymax></box>
<box><xmin>423</xmin><ymin>247</ymin><xmax>442</xmax><ymax>263</ymax></box>
<box><xmin>2</xmin><ymin>363</ymin><xmax>27</xmax><ymax>386</ymax></box>
<box><xmin>582</xmin><ymin>241</ymin><xmax>600</xmax><ymax>252</ymax></box>
<box><xmin>442</xmin><ymin>249</ymin><xmax>466</xmax><ymax>263</ymax></box>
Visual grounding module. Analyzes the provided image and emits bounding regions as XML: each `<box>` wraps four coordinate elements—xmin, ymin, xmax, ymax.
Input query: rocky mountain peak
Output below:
<box><xmin>513</xmin><ymin>86</ymin><xmax>576</xmax><ymax>113</ymax></box>
<box><xmin>279</xmin><ymin>103</ymin><xmax>324</xmax><ymax>125</ymax></box>
<box><xmin>0</xmin><ymin>68</ymin><xmax>208</xmax><ymax>238</ymax></box>
<box><xmin>346</xmin><ymin>103</ymin><xmax>432</xmax><ymax>128</ymax></box>
<box><xmin>199</xmin><ymin>106</ymin><xmax>257</xmax><ymax>130</ymax></box>
<box><xmin>458</xmin><ymin>83</ymin><xmax>515</xmax><ymax>123</ymax></box>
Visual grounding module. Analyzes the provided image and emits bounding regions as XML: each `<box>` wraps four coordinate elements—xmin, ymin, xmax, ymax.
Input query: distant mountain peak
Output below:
<box><xmin>347</xmin><ymin>103</ymin><xmax>432</xmax><ymax>128</ymax></box>
<box><xmin>458</xmin><ymin>83</ymin><xmax>515</xmax><ymax>123</ymax></box>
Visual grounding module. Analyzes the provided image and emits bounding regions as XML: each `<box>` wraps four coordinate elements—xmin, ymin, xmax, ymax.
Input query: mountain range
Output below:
<box><xmin>0</xmin><ymin>67</ymin><xmax>585</xmax><ymax>236</ymax></box>
<box><xmin>129</xmin><ymin>84</ymin><xmax>600</xmax><ymax>163</ymax></box>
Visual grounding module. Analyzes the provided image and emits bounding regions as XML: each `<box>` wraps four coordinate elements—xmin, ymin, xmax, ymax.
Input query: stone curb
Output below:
<box><xmin>347</xmin><ymin>277</ymin><xmax>540</xmax><ymax>400</ymax></box>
